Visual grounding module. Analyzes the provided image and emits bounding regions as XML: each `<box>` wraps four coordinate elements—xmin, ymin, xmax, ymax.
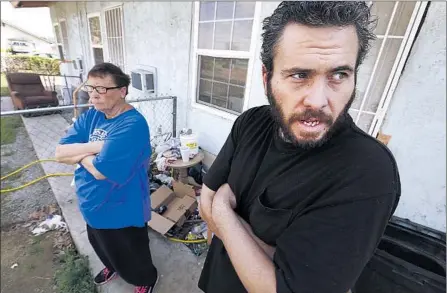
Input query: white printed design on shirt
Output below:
<box><xmin>89</xmin><ymin>129</ymin><xmax>108</xmax><ymax>142</ymax></box>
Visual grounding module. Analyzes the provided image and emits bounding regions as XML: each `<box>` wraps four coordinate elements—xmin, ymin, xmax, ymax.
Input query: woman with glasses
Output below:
<box><xmin>55</xmin><ymin>62</ymin><xmax>158</xmax><ymax>293</ymax></box>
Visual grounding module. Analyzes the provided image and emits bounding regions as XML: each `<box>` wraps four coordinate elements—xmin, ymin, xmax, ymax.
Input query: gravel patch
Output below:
<box><xmin>1</xmin><ymin>117</ymin><xmax>56</xmax><ymax>228</ymax></box>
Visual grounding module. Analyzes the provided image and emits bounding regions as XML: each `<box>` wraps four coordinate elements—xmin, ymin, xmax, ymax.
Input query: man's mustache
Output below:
<box><xmin>288</xmin><ymin>109</ymin><xmax>334</xmax><ymax>126</ymax></box>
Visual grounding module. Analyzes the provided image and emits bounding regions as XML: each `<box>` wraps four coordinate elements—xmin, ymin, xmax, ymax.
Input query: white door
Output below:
<box><xmin>349</xmin><ymin>1</ymin><xmax>428</xmax><ymax>136</ymax></box>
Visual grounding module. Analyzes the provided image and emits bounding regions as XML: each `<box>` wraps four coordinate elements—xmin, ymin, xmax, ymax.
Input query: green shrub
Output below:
<box><xmin>53</xmin><ymin>248</ymin><xmax>97</xmax><ymax>293</ymax></box>
<box><xmin>3</xmin><ymin>55</ymin><xmax>60</xmax><ymax>75</ymax></box>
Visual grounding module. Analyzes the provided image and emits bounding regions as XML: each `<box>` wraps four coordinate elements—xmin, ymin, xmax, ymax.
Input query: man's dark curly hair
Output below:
<box><xmin>261</xmin><ymin>1</ymin><xmax>377</xmax><ymax>75</ymax></box>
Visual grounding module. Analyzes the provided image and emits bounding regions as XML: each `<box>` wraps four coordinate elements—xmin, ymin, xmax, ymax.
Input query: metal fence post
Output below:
<box><xmin>63</xmin><ymin>74</ymin><xmax>69</xmax><ymax>104</ymax></box>
<box><xmin>172</xmin><ymin>96</ymin><xmax>177</xmax><ymax>138</ymax></box>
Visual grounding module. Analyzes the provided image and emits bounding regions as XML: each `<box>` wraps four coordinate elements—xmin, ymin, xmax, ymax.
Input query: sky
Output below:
<box><xmin>1</xmin><ymin>1</ymin><xmax>54</xmax><ymax>40</ymax></box>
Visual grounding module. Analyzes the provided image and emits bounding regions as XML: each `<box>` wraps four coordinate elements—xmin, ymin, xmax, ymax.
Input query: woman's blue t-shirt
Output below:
<box><xmin>59</xmin><ymin>108</ymin><xmax>151</xmax><ymax>229</ymax></box>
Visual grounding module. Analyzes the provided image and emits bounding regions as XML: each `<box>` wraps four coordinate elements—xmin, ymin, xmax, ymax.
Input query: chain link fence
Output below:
<box><xmin>39</xmin><ymin>74</ymin><xmax>83</xmax><ymax>105</ymax></box>
<box><xmin>0</xmin><ymin>96</ymin><xmax>177</xmax><ymax>201</ymax></box>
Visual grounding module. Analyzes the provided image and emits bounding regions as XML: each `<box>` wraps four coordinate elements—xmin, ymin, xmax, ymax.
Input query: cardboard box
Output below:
<box><xmin>151</xmin><ymin>185</ymin><xmax>175</xmax><ymax>209</ymax></box>
<box><xmin>148</xmin><ymin>181</ymin><xmax>198</xmax><ymax>235</ymax></box>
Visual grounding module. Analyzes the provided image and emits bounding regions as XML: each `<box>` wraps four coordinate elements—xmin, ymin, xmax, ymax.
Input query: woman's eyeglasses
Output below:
<box><xmin>83</xmin><ymin>85</ymin><xmax>123</xmax><ymax>94</ymax></box>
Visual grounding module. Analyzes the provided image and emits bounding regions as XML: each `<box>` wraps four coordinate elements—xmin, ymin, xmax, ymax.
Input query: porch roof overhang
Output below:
<box><xmin>10</xmin><ymin>1</ymin><xmax>49</xmax><ymax>8</ymax></box>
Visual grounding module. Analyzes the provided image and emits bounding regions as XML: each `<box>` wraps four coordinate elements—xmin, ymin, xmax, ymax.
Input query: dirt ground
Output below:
<box><xmin>0</xmin><ymin>113</ymin><xmax>66</xmax><ymax>293</ymax></box>
<box><xmin>1</xmin><ymin>115</ymin><xmax>56</xmax><ymax>228</ymax></box>
<box><xmin>1</xmin><ymin>223</ymin><xmax>72</xmax><ymax>293</ymax></box>
<box><xmin>1</xmin><ymin>108</ymin><xmax>95</xmax><ymax>293</ymax></box>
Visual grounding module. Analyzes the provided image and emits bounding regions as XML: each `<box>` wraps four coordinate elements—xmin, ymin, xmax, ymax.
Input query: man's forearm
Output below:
<box><xmin>238</xmin><ymin>216</ymin><xmax>276</xmax><ymax>259</ymax></box>
<box><xmin>205</xmin><ymin>184</ymin><xmax>276</xmax><ymax>258</ymax></box>
<box><xmin>55</xmin><ymin>142</ymin><xmax>102</xmax><ymax>161</ymax></box>
<box><xmin>199</xmin><ymin>185</ymin><xmax>216</xmax><ymax>222</ymax></box>
<box><xmin>199</xmin><ymin>184</ymin><xmax>219</xmax><ymax>236</ymax></box>
<box><xmin>216</xmin><ymin>208</ymin><xmax>277</xmax><ymax>293</ymax></box>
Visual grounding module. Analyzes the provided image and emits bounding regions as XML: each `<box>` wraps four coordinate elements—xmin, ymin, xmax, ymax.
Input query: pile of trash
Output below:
<box><xmin>148</xmin><ymin>129</ymin><xmax>208</xmax><ymax>255</ymax></box>
<box><xmin>152</xmin><ymin>128</ymin><xmax>200</xmax><ymax>172</ymax></box>
<box><xmin>166</xmin><ymin>208</ymin><xmax>209</xmax><ymax>256</ymax></box>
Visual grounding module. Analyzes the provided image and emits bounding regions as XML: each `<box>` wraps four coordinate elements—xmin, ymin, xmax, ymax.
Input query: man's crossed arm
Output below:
<box><xmin>199</xmin><ymin>184</ymin><xmax>277</xmax><ymax>293</ymax></box>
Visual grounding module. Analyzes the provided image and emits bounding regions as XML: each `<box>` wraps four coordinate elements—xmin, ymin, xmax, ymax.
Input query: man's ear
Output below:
<box><xmin>262</xmin><ymin>65</ymin><xmax>268</xmax><ymax>96</ymax></box>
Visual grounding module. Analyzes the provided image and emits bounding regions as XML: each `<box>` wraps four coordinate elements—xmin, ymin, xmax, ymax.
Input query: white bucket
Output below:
<box><xmin>180</xmin><ymin>133</ymin><xmax>199</xmax><ymax>156</ymax></box>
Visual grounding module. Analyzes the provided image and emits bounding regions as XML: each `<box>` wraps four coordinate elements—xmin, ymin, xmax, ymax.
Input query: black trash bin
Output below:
<box><xmin>354</xmin><ymin>217</ymin><xmax>446</xmax><ymax>293</ymax></box>
<box><xmin>386</xmin><ymin>216</ymin><xmax>446</xmax><ymax>265</ymax></box>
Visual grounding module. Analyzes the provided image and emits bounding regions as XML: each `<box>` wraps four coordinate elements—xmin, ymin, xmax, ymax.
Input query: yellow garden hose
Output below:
<box><xmin>167</xmin><ymin>237</ymin><xmax>208</xmax><ymax>244</ymax></box>
<box><xmin>1</xmin><ymin>159</ymin><xmax>73</xmax><ymax>193</ymax></box>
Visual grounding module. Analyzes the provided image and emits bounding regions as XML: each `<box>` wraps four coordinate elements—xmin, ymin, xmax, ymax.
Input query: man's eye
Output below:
<box><xmin>291</xmin><ymin>72</ymin><xmax>308</xmax><ymax>80</ymax></box>
<box><xmin>332</xmin><ymin>72</ymin><xmax>348</xmax><ymax>81</ymax></box>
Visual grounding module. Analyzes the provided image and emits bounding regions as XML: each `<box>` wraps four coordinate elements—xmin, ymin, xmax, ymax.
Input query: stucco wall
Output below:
<box><xmin>381</xmin><ymin>2</ymin><xmax>446</xmax><ymax>231</ymax></box>
<box><xmin>122</xmin><ymin>1</ymin><xmax>192</xmax><ymax>133</ymax></box>
<box><xmin>49</xmin><ymin>2</ymin><xmax>192</xmax><ymax>131</ymax></box>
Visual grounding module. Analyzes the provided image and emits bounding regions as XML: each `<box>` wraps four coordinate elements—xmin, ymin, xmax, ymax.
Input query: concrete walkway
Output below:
<box><xmin>20</xmin><ymin>113</ymin><xmax>206</xmax><ymax>293</ymax></box>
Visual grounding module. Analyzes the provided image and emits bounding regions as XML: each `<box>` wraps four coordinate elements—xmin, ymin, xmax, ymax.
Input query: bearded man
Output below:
<box><xmin>198</xmin><ymin>2</ymin><xmax>400</xmax><ymax>293</ymax></box>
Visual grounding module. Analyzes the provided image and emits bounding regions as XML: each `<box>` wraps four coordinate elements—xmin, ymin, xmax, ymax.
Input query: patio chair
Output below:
<box><xmin>5</xmin><ymin>72</ymin><xmax>59</xmax><ymax>111</ymax></box>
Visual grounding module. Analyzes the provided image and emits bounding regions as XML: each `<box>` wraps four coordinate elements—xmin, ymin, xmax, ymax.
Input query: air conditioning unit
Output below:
<box><xmin>130</xmin><ymin>66</ymin><xmax>157</xmax><ymax>96</ymax></box>
<box><xmin>72</xmin><ymin>57</ymin><xmax>84</xmax><ymax>74</ymax></box>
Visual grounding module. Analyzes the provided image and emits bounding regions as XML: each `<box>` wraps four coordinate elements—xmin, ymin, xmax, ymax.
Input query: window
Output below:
<box><xmin>349</xmin><ymin>1</ymin><xmax>428</xmax><ymax>135</ymax></box>
<box><xmin>87</xmin><ymin>14</ymin><xmax>104</xmax><ymax>65</ymax></box>
<box><xmin>194</xmin><ymin>1</ymin><xmax>258</xmax><ymax>114</ymax></box>
<box><xmin>53</xmin><ymin>23</ymin><xmax>64</xmax><ymax>60</ymax></box>
<box><xmin>59</xmin><ymin>20</ymin><xmax>70</xmax><ymax>59</ymax></box>
<box><xmin>104</xmin><ymin>6</ymin><xmax>125</xmax><ymax>70</ymax></box>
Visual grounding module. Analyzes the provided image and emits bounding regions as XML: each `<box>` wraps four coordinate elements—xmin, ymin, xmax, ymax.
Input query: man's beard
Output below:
<box><xmin>267</xmin><ymin>80</ymin><xmax>355</xmax><ymax>149</ymax></box>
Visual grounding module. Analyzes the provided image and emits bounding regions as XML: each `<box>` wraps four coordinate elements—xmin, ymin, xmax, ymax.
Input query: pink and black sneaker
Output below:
<box><xmin>94</xmin><ymin>267</ymin><xmax>117</xmax><ymax>285</ymax></box>
<box><xmin>134</xmin><ymin>276</ymin><xmax>159</xmax><ymax>293</ymax></box>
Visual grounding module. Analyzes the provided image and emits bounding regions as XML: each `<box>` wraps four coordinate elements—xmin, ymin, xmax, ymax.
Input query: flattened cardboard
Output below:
<box><xmin>151</xmin><ymin>185</ymin><xmax>175</xmax><ymax>209</ymax></box>
<box><xmin>163</xmin><ymin>197</ymin><xmax>194</xmax><ymax>223</ymax></box>
<box><xmin>148</xmin><ymin>181</ymin><xmax>198</xmax><ymax>235</ymax></box>
<box><xmin>173</xmin><ymin>180</ymin><xmax>196</xmax><ymax>199</ymax></box>
<box><xmin>189</xmin><ymin>201</ymin><xmax>198</xmax><ymax>213</ymax></box>
<box><xmin>176</xmin><ymin>215</ymin><xmax>187</xmax><ymax>227</ymax></box>
<box><xmin>148</xmin><ymin>212</ymin><xmax>176</xmax><ymax>235</ymax></box>
<box><xmin>377</xmin><ymin>132</ymin><xmax>392</xmax><ymax>145</ymax></box>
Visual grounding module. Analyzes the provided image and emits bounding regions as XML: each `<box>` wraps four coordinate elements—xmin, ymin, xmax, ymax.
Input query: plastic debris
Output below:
<box><xmin>155</xmin><ymin>156</ymin><xmax>167</xmax><ymax>171</ymax></box>
<box><xmin>154</xmin><ymin>174</ymin><xmax>173</xmax><ymax>185</ymax></box>
<box><xmin>192</xmin><ymin>222</ymin><xmax>208</xmax><ymax>234</ymax></box>
<box><xmin>10</xmin><ymin>263</ymin><xmax>18</xmax><ymax>269</ymax></box>
<box><xmin>155</xmin><ymin>143</ymin><xmax>171</xmax><ymax>155</ymax></box>
<box><xmin>31</xmin><ymin>215</ymin><xmax>67</xmax><ymax>236</ymax></box>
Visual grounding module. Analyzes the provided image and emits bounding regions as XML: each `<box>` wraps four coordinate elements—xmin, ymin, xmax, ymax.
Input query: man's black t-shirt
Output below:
<box><xmin>198</xmin><ymin>106</ymin><xmax>400</xmax><ymax>293</ymax></box>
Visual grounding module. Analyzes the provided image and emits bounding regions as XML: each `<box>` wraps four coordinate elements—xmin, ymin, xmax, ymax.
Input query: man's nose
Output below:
<box><xmin>302</xmin><ymin>79</ymin><xmax>328</xmax><ymax>109</ymax></box>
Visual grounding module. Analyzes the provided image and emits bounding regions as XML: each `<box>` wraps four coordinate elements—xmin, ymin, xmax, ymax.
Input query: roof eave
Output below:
<box><xmin>10</xmin><ymin>1</ymin><xmax>50</xmax><ymax>8</ymax></box>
